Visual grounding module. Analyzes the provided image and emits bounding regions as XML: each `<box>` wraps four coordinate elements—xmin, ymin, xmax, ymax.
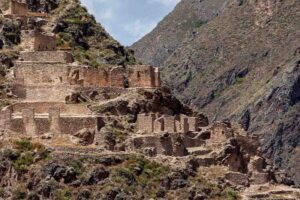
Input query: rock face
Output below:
<box><xmin>132</xmin><ymin>0</ymin><xmax>229</xmax><ymax>67</ymax></box>
<box><xmin>132</xmin><ymin>0</ymin><xmax>300</xmax><ymax>185</ymax></box>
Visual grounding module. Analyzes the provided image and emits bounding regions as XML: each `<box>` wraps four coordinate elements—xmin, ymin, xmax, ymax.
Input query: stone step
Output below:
<box><xmin>193</xmin><ymin>155</ymin><xmax>216</xmax><ymax>167</ymax></box>
<box><xmin>186</xmin><ymin>147</ymin><xmax>212</xmax><ymax>156</ymax></box>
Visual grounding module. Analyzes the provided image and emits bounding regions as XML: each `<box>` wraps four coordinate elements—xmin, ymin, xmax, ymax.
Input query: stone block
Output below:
<box><xmin>225</xmin><ymin>172</ymin><xmax>249</xmax><ymax>186</ymax></box>
<box><xmin>154</xmin><ymin>117</ymin><xmax>164</xmax><ymax>133</ymax></box>
<box><xmin>128</xmin><ymin>65</ymin><xmax>155</xmax><ymax>88</ymax></box>
<box><xmin>110</xmin><ymin>66</ymin><xmax>125</xmax><ymax>88</ymax></box>
<box><xmin>22</xmin><ymin>108</ymin><xmax>37</xmax><ymax>135</ymax></box>
<box><xmin>181</xmin><ymin>117</ymin><xmax>189</xmax><ymax>134</ymax></box>
<box><xmin>9</xmin><ymin>0</ymin><xmax>28</xmax><ymax>16</ymax></box>
<box><xmin>163</xmin><ymin>116</ymin><xmax>176</xmax><ymax>133</ymax></box>
<box><xmin>49</xmin><ymin>107</ymin><xmax>60</xmax><ymax>134</ymax></box>
<box><xmin>137</xmin><ymin>114</ymin><xmax>155</xmax><ymax>134</ymax></box>
<box><xmin>248</xmin><ymin>156</ymin><xmax>265</xmax><ymax>173</ymax></box>
<box><xmin>159</xmin><ymin>135</ymin><xmax>173</xmax><ymax>155</ymax></box>
<box><xmin>34</xmin><ymin>31</ymin><xmax>57</xmax><ymax>51</ymax></box>
<box><xmin>187</xmin><ymin>117</ymin><xmax>199</xmax><ymax>132</ymax></box>
<box><xmin>250</xmin><ymin>172</ymin><xmax>270</xmax><ymax>185</ymax></box>
<box><xmin>154</xmin><ymin>67</ymin><xmax>161</xmax><ymax>87</ymax></box>
<box><xmin>19</xmin><ymin>51</ymin><xmax>73</xmax><ymax>63</ymax></box>
<box><xmin>0</xmin><ymin>108</ymin><xmax>12</xmax><ymax>129</ymax></box>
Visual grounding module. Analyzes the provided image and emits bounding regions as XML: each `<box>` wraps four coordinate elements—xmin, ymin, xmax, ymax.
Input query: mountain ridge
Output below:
<box><xmin>132</xmin><ymin>0</ymin><xmax>300</xmax><ymax>186</ymax></box>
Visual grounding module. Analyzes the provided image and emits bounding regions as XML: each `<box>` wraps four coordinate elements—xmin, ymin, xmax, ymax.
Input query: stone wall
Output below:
<box><xmin>137</xmin><ymin>114</ymin><xmax>203</xmax><ymax>134</ymax></box>
<box><xmin>110</xmin><ymin>66</ymin><xmax>125</xmax><ymax>88</ymax></box>
<box><xmin>80</xmin><ymin>68</ymin><xmax>110</xmax><ymax>87</ymax></box>
<box><xmin>34</xmin><ymin>31</ymin><xmax>56</xmax><ymax>51</ymax></box>
<box><xmin>132</xmin><ymin>133</ymin><xmax>201</xmax><ymax>156</ymax></box>
<box><xmin>14</xmin><ymin>58</ymin><xmax>160</xmax><ymax>89</ymax></box>
<box><xmin>137</xmin><ymin>113</ymin><xmax>156</xmax><ymax>134</ymax></box>
<box><xmin>9</xmin><ymin>102</ymin><xmax>92</xmax><ymax>115</ymax></box>
<box><xmin>20</xmin><ymin>51</ymin><xmax>73</xmax><ymax>63</ymax></box>
<box><xmin>9</xmin><ymin>0</ymin><xmax>28</xmax><ymax>15</ymax></box>
<box><xmin>24</xmin><ymin>85</ymin><xmax>76</xmax><ymax>102</ymax></box>
<box><xmin>2</xmin><ymin>108</ymin><xmax>102</xmax><ymax>135</ymax></box>
<box><xmin>128</xmin><ymin>65</ymin><xmax>161</xmax><ymax>88</ymax></box>
<box><xmin>14</xmin><ymin>62</ymin><xmax>71</xmax><ymax>85</ymax></box>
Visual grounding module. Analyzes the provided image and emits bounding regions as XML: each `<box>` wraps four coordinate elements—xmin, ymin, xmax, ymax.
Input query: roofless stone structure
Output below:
<box><xmin>0</xmin><ymin>0</ymin><xmax>161</xmax><ymax>137</ymax></box>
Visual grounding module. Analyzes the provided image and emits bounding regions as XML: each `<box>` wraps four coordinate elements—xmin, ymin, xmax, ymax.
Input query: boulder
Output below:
<box><xmin>250</xmin><ymin>172</ymin><xmax>270</xmax><ymax>185</ymax></box>
<box><xmin>85</xmin><ymin>167</ymin><xmax>109</xmax><ymax>185</ymax></box>
<box><xmin>72</xmin><ymin>128</ymin><xmax>95</xmax><ymax>146</ymax></box>
<box><xmin>43</xmin><ymin>163</ymin><xmax>77</xmax><ymax>184</ymax></box>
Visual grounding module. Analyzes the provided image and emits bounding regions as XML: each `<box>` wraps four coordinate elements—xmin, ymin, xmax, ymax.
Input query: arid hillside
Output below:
<box><xmin>132</xmin><ymin>0</ymin><xmax>300</xmax><ymax>186</ymax></box>
<box><xmin>132</xmin><ymin>0</ymin><xmax>229</xmax><ymax>67</ymax></box>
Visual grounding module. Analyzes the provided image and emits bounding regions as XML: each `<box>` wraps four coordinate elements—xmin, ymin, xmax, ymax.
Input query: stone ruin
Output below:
<box><xmin>0</xmin><ymin>41</ymin><xmax>161</xmax><ymax>137</ymax></box>
<box><xmin>137</xmin><ymin>113</ymin><xmax>204</xmax><ymax>134</ymax></box>
<box><xmin>133</xmin><ymin>113</ymin><xmax>211</xmax><ymax>156</ymax></box>
<box><xmin>3</xmin><ymin>0</ymin><xmax>49</xmax><ymax>29</ymax></box>
<box><xmin>132</xmin><ymin>115</ymin><xmax>273</xmax><ymax>186</ymax></box>
<box><xmin>0</xmin><ymin>1</ymin><xmax>161</xmax><ymax>139</ymax></box>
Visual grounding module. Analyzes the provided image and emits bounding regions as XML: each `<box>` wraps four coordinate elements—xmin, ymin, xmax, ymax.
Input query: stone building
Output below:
<box><xmin>1</xmin><ymin>3</ymin><xmax>162</xmax><ymax>137</ymax></box>
<box><xmin>128</xmin><ymin>65</ymin><xmax>161</xmax><ymax>88</ymax></box>
<box><xmin>3</xmin><ymin>0</ymin><xmax>49</xmax><ymax>29</ymax></box>
<box><xmin>7</xmin><ymin>0</ymin><xmax>28</xmax><ymax>16</ymax></box>
<box><xmin>136</xmin><ymin>113</ymin><xmax>203</xmax><ymax>134</ymax></box>
<box><xmin>0</xmin><ymin>0</ymin><xmax>162</xmax><ymax>142</ymax></box>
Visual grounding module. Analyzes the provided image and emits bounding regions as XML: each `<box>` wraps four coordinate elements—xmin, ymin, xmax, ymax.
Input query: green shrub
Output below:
<box><xmin>13</xmin><ymin>152</ymin><xmax>34</xmax><ymax>171</ymax></box>
<box><xmin>12</xmin><ymin>188</ymin><xmax>27</xmax><ymax>200</ymax></box>
<box><xmin>227</xmin><ymin>190</ymin><xmax>238</xmax><ymax>200</ymax></box>
<box><xmin>0</xmin><ymin>187</ymin><xmax>5</xmax><ymax>197</ymax></box>
<box><xmin>235</xmin><ymin>77</ymin><xmax>244</xmax><ymax>85</ymax></box>
<box><xmin>67</xmin><ymin>159</ymin><xmax>84</xmax><ymax>175</ymax></box>
<box><xmin>14</xmin><ymin>139</ymin><xmax>33</xmax><ymax>151</ymax></box>
<box><xmin>55</xmin><ymin>189</ymin><xmax>72</xmax><ymax>200</ymax></box>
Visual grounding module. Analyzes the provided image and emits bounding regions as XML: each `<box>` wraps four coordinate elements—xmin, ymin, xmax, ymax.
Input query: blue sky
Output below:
<box><xmin>80</xmin><ymin>0</ymin><xmax>180</xmax><ymax>46</ymax></box>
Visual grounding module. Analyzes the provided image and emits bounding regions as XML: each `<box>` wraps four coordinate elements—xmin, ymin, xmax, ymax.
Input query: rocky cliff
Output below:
<box><xmin>132</xmin><ymin>0</ymin><xmax>229</xmax><ymax>67</ymax></box>
<box><xmin>132</xmin><ymin>0</ymin><xmax>300</xmax><ymax>186</ymax></box>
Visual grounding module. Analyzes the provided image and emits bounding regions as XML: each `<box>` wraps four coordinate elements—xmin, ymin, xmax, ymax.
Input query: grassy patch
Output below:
<box><xmin>55</xmin><ymin>189</ymin><xmax>72</xmax><ymax>200</ymax></box>
<box><xmin>14</xmin><ymin>139</ymin><xmax>33</xmax><ymax>151</ymax></box>
<box><xmin>110</xmin><ymin>155</ymin><xmax>170</xmax><ymax>197</ymax></box>
<box><xmin>226</xmin><ymin>189</ymin><xmax>239</xmax><ymax>200</ymax></box>
<box><xmin>235</xmin><ymin>77</ymin><xmax>244</xmax><ymax>85</ymax></box>
<box><xmin>67</xmin><ymin>159</ymin><xmax>84</xmax><ymax>175</ymax></box>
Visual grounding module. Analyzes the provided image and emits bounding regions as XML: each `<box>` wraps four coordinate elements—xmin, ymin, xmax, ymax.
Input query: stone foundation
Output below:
<box><xmin>1</xmin><ymin>107</ymin><xmax>102</xmax><ymax>135</ymax></box>
<box><xmin>131</xmin><ymin>133</ymin><xmax>205</xmax><ymax>157</ymax></box>
<box><xmin>19</xmin><ymin>51</ymin><xmax>73</xmax><ymax>63</ymax></box>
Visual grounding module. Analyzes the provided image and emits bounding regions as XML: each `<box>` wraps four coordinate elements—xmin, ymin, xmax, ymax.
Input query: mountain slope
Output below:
<box><xmin>132</xmin><ymin>0</ymin><xmax>300</xmax><ymax>186</ymax></box>
<box><xmin>131</xmin><ymin>0</ymin><xmax>229</xmax><ymax>66</ymax></box>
